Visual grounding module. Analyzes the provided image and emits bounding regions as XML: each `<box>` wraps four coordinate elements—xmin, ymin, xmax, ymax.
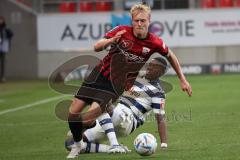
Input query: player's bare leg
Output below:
<box><xmin>67</xmin><ymin>100</ymin><xmax>126</xmax><ymax>158</ymax></box>
<box><xmin>67</xmin><ymin>99</ymin><xmax>102</xmax><ymax>158</ymax></box>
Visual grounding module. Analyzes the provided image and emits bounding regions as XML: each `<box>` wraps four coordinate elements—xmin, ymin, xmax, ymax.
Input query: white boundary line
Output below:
<box><xmin>0</xmin><ymin>95</ymin><xmax>68</xmax><ymax>116</ymax></box>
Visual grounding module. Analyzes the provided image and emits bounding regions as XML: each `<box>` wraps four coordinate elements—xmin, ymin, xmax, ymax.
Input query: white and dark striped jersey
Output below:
<box><xmin>119</xmin><ymin>77</ymin><xmax>166</xmax><ymax>128</ymax></box>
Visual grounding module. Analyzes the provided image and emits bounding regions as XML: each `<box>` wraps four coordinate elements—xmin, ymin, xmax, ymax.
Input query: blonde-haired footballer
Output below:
<box><xmin>65</xmin><ymin>57</ymin><xmax>173</xmax><ymax>153</ymax></box>
<box><xmin>67</xmin><ymin>3</ymin><xmax>192</xmax><ymax>158</ymax></box>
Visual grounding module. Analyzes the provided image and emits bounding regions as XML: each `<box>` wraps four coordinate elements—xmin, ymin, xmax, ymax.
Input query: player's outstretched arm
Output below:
<box><xmin>94</xmin><ymin>30</ymin><xmax>126</xmax><ymax>52</ymax></box>
<box><xmin>166</xmin><ymin>49</ymin><xmax>192</xmax><ymax>97</ymax></box>
<box><xmin>94</xmin><ymin>38</ymin><xmax>113</xmax><ymax>52</ymax></box>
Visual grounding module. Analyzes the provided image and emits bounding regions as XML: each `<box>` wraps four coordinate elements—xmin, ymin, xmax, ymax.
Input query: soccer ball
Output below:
<box><xmin>133</xmin><ymin>133</ymin><xmax>158</xmax><ymax>156</ymax></box>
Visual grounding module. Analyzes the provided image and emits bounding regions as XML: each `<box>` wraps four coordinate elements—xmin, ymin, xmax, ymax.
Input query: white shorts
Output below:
<box><xmin>84</xmin><ymin>103</ymin><xmax>137</xmax><ymax>143</ymax></box>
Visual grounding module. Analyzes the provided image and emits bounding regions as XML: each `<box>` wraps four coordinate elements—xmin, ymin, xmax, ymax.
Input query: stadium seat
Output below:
<box><xmin>79</xmin><ymin>2</ymin><xmax>94</xmax><ymax>12</ymax></box>
<box><xmin>59</xmin><ymin>2</ymin><xmax>76</xmax><ymax>13</ymax></box>
<box><xmin>236</xmin><ymin>0</ymin><xmax>240</xmax><ymax>7</ymax></box>
<box><xmin>96</xmin><ymin>1</ymin><xmax>112</xmax><ymax>11</ymax></box>
<box><xmin>219</xmin><ymin>0</ymin><xmax>234</xmax><ymax>7</ymax></box>
<box><xmin>201</xmin><ymin>0</ymin><xmax>216</xmax><ymax>8</ymax></box>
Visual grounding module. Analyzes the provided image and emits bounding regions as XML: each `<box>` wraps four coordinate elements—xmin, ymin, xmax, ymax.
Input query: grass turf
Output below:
<box><xmin>0</xmin><ymin>74</ymin><xmax>239</xmax><ymax>160</ymax></box>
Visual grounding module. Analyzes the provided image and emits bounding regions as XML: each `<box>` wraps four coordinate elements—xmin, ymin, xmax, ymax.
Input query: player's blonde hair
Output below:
<box><xmin>130</xmin><ymin>3</ymin><xmax>151</xmax><ymax>18</ymax></box>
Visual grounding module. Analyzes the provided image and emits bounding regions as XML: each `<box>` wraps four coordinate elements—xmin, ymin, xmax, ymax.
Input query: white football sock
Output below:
<box><xmin>98</xmin><ymin>113</ymin><xmax>119</xmax><ymax>146</ymax></box>
<box><xmin>81</xmin><ymin>141</ymin><xmax>110</xmax><ymax>153</ymax></box>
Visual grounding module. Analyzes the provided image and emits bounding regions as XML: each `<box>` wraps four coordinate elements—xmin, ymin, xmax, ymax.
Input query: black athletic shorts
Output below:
<box><xmin>75</xmin><ymin>68</ymin><xmax>123</xmax><ymax>111</ymax></box>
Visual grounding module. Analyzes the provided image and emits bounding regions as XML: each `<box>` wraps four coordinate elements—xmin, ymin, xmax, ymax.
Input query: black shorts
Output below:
<box><xmin>75</xmin><ymin>68</ymin><xmax>123</xmax><ymax>111</ymax></box>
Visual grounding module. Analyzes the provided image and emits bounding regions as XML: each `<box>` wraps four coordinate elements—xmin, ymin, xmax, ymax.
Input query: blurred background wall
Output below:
<box><xmin>1</xmin><ymin>0</ymin><xmax>240</xmax><ymax>79</ymax></box>
<box><xmin>0</xmin><ymin>0</ymin><xmax>38</xmax><ymax>79</ymax></box>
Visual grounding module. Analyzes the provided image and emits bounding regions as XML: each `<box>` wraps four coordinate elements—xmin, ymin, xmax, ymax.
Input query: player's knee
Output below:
<box><xmin>68</xmin><ymin>112</ymin><xmax>78</xmax><ymax>121</ymax></box>
<box><xmin>82</xmin><ymin>133</ymin><xmax>89</xmax><ymax>142</ymax></box>
<box><xmin>83</xmin><ymin>119</ymin><xmax>96</xmax><ymax>129</ymax></box>
<box><xmin>68</xmin><ymin>112</ymin><xmax>83</xmax><ymax>124</ymax></box>
<box><xmin>69</xmin><ymin>98</ymin><xmax>85</xmax><ymax>114</ymax></box>
<box><xmin>80</xmin><ymin>107</ymin><xmax>100</xmax><ymax>127</ymax></box>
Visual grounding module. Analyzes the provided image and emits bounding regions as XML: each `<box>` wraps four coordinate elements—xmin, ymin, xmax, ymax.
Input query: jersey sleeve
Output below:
<box><xmin>155</xmin><ymin>38</ymin><xmax>169</xmax><ymax>57</ymax></box>
<box><xmin>104</xmin><ymin>25</ymin><xmax>122</xmax><ymax>39</ymax></box>
<box><xmin>151</xmin><ymin>96</ymin><xmax>166</xmax><ymax>115</ymax></box>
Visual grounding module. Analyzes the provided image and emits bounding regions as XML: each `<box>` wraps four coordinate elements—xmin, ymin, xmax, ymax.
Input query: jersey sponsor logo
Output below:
<box><xmin>118</xmin><ymin>48</ymin><xmax>145</xmax><ymax>62</ymax></box>
<box><xmin>111</xmin><ymin>39</ymin><xmax>144</xmax><ymax>62</ymax></box>
<box><xmin>121</xmin><ymin>50</ymin><xmax>144</xmax><ymax>62</ymax></box>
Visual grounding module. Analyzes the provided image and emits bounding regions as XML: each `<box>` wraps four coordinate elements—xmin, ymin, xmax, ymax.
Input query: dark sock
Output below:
<box><xmin>68</xmin><ymin>116</ymin><xmax>84</xmax><ymax>142</ymax></box>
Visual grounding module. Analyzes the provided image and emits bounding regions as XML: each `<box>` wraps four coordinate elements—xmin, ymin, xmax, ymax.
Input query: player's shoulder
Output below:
<box><xmin>110</xmin><ymin>25</ymin><xmax>131</xmax><ymax>31</ymax></box>
<box><xmin>148</xmin><ymin>33</ymin><xmax>168</xmax><ymax>52</ymax></box>
<box><xmin>120</xmin><ymin>25</ymin><xmax>133</xmax><ymax>34</ymax></box>
<box><xmin>149</xmin><ymin>32</ymin><xmax>164</xmax><ymax>44</ymax></box>
<box><xmin>105</xmin><ymin>25</ymin><xmax>131</xmax><ymax>38</ymax></box>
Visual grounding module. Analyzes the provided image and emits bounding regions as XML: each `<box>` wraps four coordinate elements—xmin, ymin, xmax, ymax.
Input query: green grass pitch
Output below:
<box><xmin>0</xmin><ymin>74</ymin><xmax>240</xmax><ymax>160</ymax></box>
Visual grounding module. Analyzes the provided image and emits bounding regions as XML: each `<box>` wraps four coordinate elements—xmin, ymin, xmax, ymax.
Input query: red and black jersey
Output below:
<box><xmin>96</xmin><ymin>25</ymin><xmax>169</xmax><ymax>90</ymax></box>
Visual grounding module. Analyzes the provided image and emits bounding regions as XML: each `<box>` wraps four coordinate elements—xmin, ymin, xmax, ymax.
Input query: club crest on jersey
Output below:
<box><xmin>119</xmin><ymin>40</ymin><xmax>133</xmax><ymax>50</ymax></box>
<box><xmin>142</xmin><ymin>47</ymin><xmax>150</xmax><ymax>55</ymax></box>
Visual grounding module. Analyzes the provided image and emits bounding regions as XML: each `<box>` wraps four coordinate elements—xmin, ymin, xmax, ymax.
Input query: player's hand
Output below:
<box><xmin>180</xmin><ymin>79</ymin><xmax>192</xmax><ymax>97</ymax></box>
<box><xmin>110</xmin><ymin>30</ymin><xmax>126</xmax><ymax>43</ymax></box>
